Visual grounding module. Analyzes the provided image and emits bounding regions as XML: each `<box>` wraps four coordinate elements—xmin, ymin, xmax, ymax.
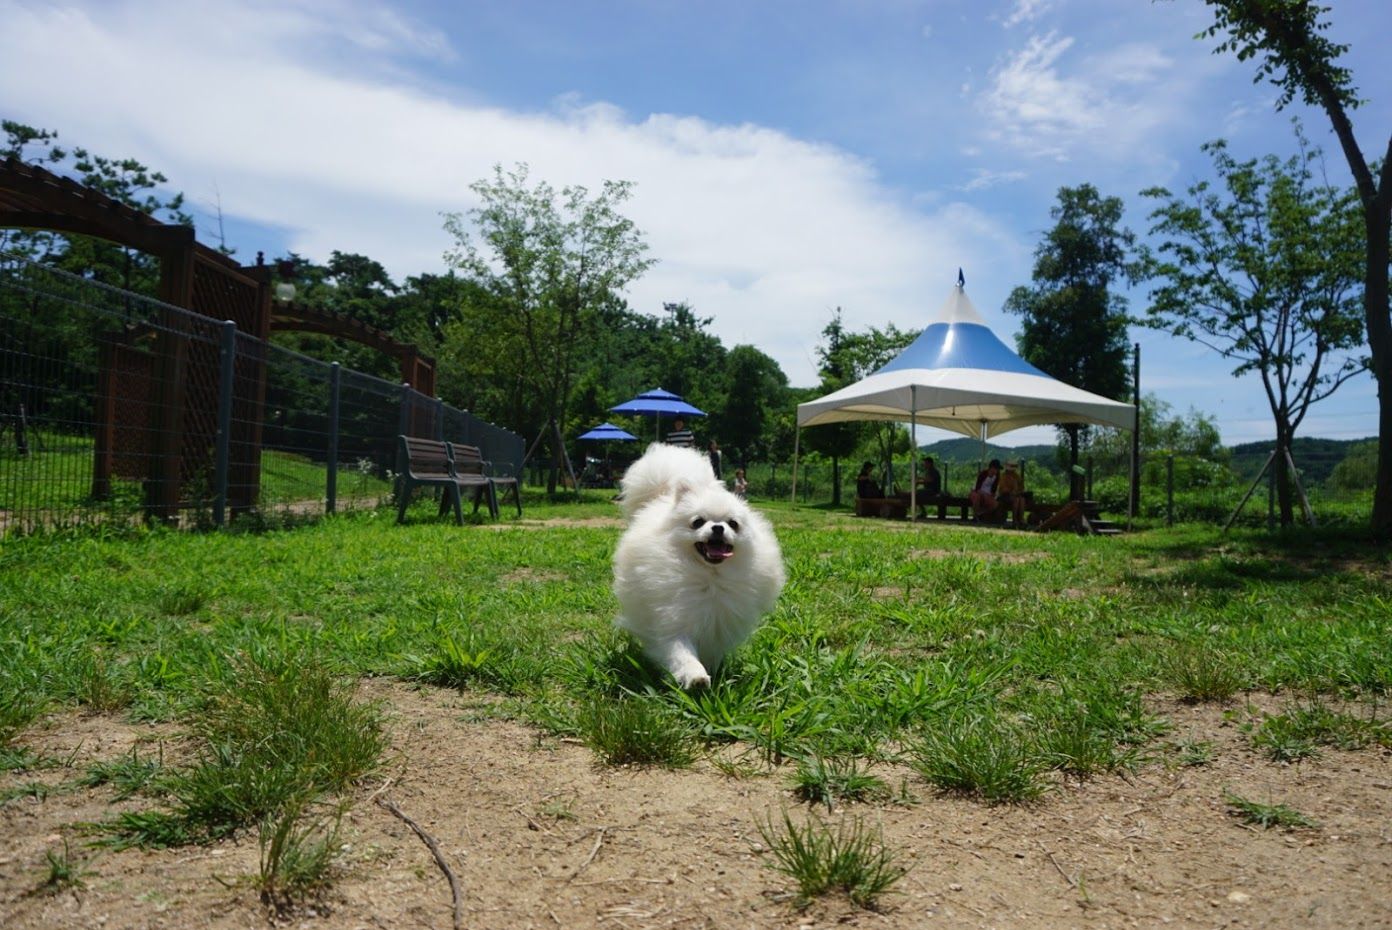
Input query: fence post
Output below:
<box><xmin>213</xmin><ymin>320</ymin><xmax>236</xmax><ymax>527</ymax></box>
<box><xmin>326</xmin><ymin>362</ymin><xmax>340</xmax><ymax>514</ymax></box>
<box><xmin>1166</xmin><ymin>455</ymin><xmax>1174</xmax><ymax>527</ymax></box>
<box><xmin>1085</xmin><ymin>456</ymin><xmax>1093</xmax><ymax>500</ymax></box>
<box><xmin>395</xmin><ymin>383</ymin><xmax>411</xmax><ymax>497</ymax></box>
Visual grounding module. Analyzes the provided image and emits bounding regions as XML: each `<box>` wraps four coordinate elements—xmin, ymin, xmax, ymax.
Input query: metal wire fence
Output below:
<box><xmin>0</xmin><ymin>254</ymin><xmax>522</xmax><ymax>535</ymax></box>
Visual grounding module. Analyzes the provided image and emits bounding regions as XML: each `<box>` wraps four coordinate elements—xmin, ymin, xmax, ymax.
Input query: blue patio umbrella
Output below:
<box><xmin>609</xmin><ymin>388</ymin><xmax>707</xmax><ymax>441</ymax></box>
<box><xmin>576</xmin><ymin>422</ymin><xmax>638</xmax><ymax>442</ymax></box>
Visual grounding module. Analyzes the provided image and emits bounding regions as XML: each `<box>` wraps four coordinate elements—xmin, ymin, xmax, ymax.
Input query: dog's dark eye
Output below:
<box><xmin>728</xmin><ymin>519</ymin><xmax>740</xmax><ymax>532</ymax></box>
<box><xmin>691</xmin><ymin>517</ymin><xmax>706</xmax><ymax>529</ymax></box>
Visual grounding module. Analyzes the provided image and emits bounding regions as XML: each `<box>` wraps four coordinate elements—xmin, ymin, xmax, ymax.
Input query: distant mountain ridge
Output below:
<box><xmin>917</xmin><ymin>435</ymin><xmax>1374</xmax><ymax>485</ymax></box>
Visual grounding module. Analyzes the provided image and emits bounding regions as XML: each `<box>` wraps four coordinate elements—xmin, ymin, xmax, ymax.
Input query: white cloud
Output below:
<box><xmin>959</xmin><ymin>168</ymin><xmax>1027</xmax><ymax>191</ymax></box>
<box><xmin>0</xmin><ymin>0</ymin><xmax>1027</xmax><ymax>387</ymax></box>
<box><xmin>1001</xmin><ymin>0</ymin><xmax>1052</xmax><ymax>29</ymax></box>
<box><xmin>980</xmin><ymin>31</ymin><xmax>1188</xmax><ymax>164</ymax></box>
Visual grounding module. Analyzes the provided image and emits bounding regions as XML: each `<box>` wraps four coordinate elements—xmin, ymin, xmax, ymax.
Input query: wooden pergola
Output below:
<box><xmin>1</xmin><ymin>157</ymin><xmax>436</xmax><ymax>522</ymax></box>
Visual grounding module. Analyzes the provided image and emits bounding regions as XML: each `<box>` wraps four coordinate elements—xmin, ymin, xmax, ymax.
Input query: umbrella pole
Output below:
<box><xmin>790</xmin><ymin>427</ymin><xmax>801</xmax><ymax>506</ymax></box>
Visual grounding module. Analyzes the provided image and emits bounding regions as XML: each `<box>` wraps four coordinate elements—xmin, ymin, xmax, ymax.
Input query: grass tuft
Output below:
<box><xmin>757</xmin><ymin>809</ymin><xmax>908</xmax><ymax>909</ymax></box>
<box><xmin>39</xmin><ymin>838</ymin><xmax>92</xmax><ymax>894</ymax></box>
<box><xmin>790</xmin><ymin>756</ymin><xmax>889</xmax><ymax>809</ymax></box>
<box><xmin>1252</xmin><ymin>702</ymin><xmax>1392</xmax><ymax>762</ymax></box>
<box><xmin>1164</xmin><ymin>644</ymin><xmax>1246</xmax><ymax>703</ymax></box>
<box><xmin>910</xmin><ymin>712</ymin><xmax>1046</xmax><ymax>804</ymax></box>
<box><xmin>79</xmin><ymin>745</ymin><xmax>164</xmax><ymax>800</ymax></box>
<box><xmin>578</xmin><ymin>697</ymin><xmax>698</xmax><ymax>768</ymax></box>
<box><xmin>257</xmin><ymin>798</ymin><xmax>345</xmax><ymax>909</ymax></box>
<box><xmin>1224</xmin><ymin>790</ymin><xmax>1317</xmax><ymax>829</ymax></box>
<box><xmin>97</xmin><ymin>650</ymin><xmax>383</xmax><ymax>848</ymax></box>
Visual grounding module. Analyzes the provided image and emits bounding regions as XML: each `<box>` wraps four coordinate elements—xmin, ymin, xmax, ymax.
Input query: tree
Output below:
<box><xmin>811</xmin><ymin>316</ymin><xmax>916</xmax><ymax>490</ymax></box>
<box><xmin>803</xmin><ymin>311</ymin><xmax>865</xmax><ymax>505</ymax></box>
<box><xmin>1004</xmin><ymin>184</ymin><xmax>1134</xmax><ymax>497</ymax></box>
<box><xmin>442</xmin><ymin>164</ymin><xmax>654</xmax><ymax>494</ymax></box>
<box><xmin>1139</xmin><ymin>132</ymin><xmax>1366</xmax><ymax>524</ymax></box>
<box><xmin>1196</xmin><ymin>0</ymin><xmax>1392</xmax><ymax>533</ymax></box>
<box><xmin>716</xmin><ymin>344</ymin><xmax>788</xmax><ymax>466</ymax></box>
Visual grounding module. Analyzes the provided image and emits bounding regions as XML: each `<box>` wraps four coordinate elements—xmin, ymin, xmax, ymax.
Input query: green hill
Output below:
<box><xmin>1228</xmin><ymin>436</ymin><xmax>1373</xmax><ymax>485</ymax></box>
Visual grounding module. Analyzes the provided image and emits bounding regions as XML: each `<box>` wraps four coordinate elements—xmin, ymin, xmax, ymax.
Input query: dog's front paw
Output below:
<box><xmin>673</xmin><ymin>666</ymin><xmax>711</xmax><ymax>690</ymax></box>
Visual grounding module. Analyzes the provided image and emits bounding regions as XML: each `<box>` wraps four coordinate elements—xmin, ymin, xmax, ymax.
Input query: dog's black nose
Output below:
<box><xmin>710</xmin><ymin>523</ymin><xmax>725</xmax><ymax>536</ymax></box>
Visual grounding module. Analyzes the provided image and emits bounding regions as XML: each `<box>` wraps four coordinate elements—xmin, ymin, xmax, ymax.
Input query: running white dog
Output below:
<box><xmin>612</xmin><ymin>444</ymin><xmax>786</xmax><ymax>689</ymax></box>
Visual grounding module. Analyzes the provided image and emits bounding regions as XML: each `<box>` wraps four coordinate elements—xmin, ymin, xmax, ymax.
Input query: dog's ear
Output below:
<box><xmin>671</xmin><ymin>478</ymin><xmax>697</xmax><ymax>501</ymax></box>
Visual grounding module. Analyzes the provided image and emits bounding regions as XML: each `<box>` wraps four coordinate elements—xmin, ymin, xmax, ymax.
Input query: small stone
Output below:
<box><xmin>949</xmin><ymin>883</ymin><xmax>963</xmax><ymax>892</ymax></box>
<box><xmin>1227</xmin><ymin>891</ymin><xmax>1251</xmax><ymax>904</ymax></box>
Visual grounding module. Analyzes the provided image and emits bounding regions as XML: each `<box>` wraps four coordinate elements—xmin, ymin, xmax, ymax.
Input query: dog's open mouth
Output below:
<box><xmin>695</xmin><ymin>540</ymin><xmax>734</xmax><ymax>563</ymax></box>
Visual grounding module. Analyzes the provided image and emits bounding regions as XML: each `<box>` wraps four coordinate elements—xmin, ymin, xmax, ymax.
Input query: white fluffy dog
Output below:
<box><xmin>613</xmin><ymin>443</ymin><xmax>786</xmax><ymax>689</ymax></box>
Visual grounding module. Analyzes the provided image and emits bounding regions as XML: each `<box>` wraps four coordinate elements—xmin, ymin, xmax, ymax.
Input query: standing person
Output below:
<box><xmin>665</xmin><ymin>417</ymin><xmax>694</xmax><ymax>447</ymax></box>
<box><xmin>969</xmin><ymin>459</ymin><xmax>1003</xmax><ymax>521</ymax></box>
<box><xmin>707</xmin><ymin>440</ymin><xmax>723</xmax><ymax>479</ymax></box>
<box><xmin>733</xmin><ymin>467</ymin><xmax>749</xmax><ymax>498</ymax></box>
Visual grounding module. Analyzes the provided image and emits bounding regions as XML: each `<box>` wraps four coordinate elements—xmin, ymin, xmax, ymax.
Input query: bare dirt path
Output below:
<box><xmin>3</xmin><ymin>681</ymin><xmax>1389</xmax><ymax>929</ymax></box>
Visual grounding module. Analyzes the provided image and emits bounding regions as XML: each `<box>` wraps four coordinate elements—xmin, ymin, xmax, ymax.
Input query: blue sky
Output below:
<box><xmin>2</xmin><ymin>0</ymin><xmax>1387</xmax><ymax>445</ymax></box>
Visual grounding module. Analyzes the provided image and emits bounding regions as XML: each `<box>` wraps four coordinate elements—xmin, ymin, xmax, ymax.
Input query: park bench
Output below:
<box><xmin>396</xmin><ymin>435</ymin><xmax>497</xmax><ymax>524</ymax></box>
<box><xmin>446</xmin><ymin>442</ymin><xmax>522</xmax><ymax>518</ymax></box>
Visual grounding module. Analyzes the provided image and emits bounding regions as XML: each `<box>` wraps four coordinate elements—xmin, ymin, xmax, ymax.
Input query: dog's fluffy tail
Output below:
<box><xmin>617</xmin><ymin>443</ymin><xmax>717</xmax><ymax>521</ymax></box>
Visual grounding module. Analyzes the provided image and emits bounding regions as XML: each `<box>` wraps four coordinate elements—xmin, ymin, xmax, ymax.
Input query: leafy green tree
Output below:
<box><xmin>1139</xmin><ymin>132</ymin><xmax>1366</xmax><ymax>525</ymax></box>
<box><xmin>442</xmin><ymin>164</ymin><xmax>654</xmax><ymax>493</ymax></box>
<box><xmin>715</xmin><ymin>344</ymin><xmax>789</xmax><ymax>466</ymax></box>
<box><xmin>1004</xmin><ymin>184</ymin><xmax>1134</xmax><ymax>495</ymax></box>
<box><xmin>1196</xmin><ymin>0</ymin><xmax>1391</xmax><ymax>532</ymax></box>
<box><xmin>803</xmin><ymin>311</ymin><xmax>865</xmax><ymax>505</ymax></box>
<box><xmin>1090</xmin><ymin>395</ymin><xmax>1231</xmax><ymax>490</ymax></box>
<box><xmin>808</xmin><ymin>316</ymin><xmax>916</xmax><ymax>489</ymax></box>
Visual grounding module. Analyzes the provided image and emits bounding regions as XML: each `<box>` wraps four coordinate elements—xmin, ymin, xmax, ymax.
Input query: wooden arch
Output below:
<box><xmin>1</xmin><ymin>158</ymin><xmax>434</xmax><ymax>521</ymax></box>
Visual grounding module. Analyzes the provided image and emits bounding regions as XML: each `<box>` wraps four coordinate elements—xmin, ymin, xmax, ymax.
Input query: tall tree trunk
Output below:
<box><xmin>1365</xmin><ymin>208</ymin><xmax>1392</xmax><ymax>537</ymax></box>
<box><xmin>1275</xmin><ymin>423</ymin><xmax>1295</xmax><ymax>527</ymax></box>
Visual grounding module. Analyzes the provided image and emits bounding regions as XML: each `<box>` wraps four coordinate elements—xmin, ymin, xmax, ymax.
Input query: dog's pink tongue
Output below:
<box><xmin>707</xmin><ymin>543</ymin><xmax>733</xmax><ymax>560</ymax></box>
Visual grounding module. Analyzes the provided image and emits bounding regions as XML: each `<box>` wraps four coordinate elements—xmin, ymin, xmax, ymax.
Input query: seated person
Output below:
<box><xmin>855</xmin><ymin>461</ymin><xmax>883</xmax><ymax>499</ymax></box>
<box><xmin>918</xmin><ymin>456</ymin><xmax>942</xmax><ymax>499</ymax></box>
<box><xmin>995</xmin><ymin>460</ymin><xmax>1029</xmax><ymax>527</ymax></box>
<box><xmin>969</xmin><ymin>459</ymin><xmax>1003</xmax><ymax>522</ymax></box>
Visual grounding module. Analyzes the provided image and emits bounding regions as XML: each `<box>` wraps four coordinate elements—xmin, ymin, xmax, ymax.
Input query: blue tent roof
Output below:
<box><xmin>877</xmin><ymin>322</ymin><xmax>1050</xmax><ymax>378</ymax></box>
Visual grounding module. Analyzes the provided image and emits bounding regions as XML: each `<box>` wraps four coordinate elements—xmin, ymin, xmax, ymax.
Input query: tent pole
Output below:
<box><xmin>790</xmin><ymin>426</ymin><xmax>801</xmax><ymax>506</ymax></box>
<box><xmin>909</xmin><ymin>387</ymin><xmax>918</xmax><ymax>521</ymax></box>
<box><xmin>979</xmin><ymin>420</ymin><xmax>987</xmax><ymax>470</ymax></box>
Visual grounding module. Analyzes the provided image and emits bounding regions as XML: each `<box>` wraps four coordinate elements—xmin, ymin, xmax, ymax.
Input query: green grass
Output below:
<box><xmin>1224</xmin><ymin>790</ymin><xmax>1317</xmax><ymax>829</ymax></box>
<box><xmin>0</xmin><ymin>500</ymin><xmax>1388</xmax><ymax>815</ymax></box>
<box><xmin>95</xmin><ymin>650</ymin><xmax>384</xmax><ymax>849</ymax></box>
<box><xmin>790</xmin><ymin>756</ymin><xmax>890</xmax><ymax>809</ymax></box>
<box><xmin>257</xmin><ymin>798</ymin><xmax>346</xmax><ymax>909</ymax></box>
<box><xmin>757</xmin><ymin>809</ymin><xmax>908</xmax><ymax>909</ymax></box>
<box><xmin>577</xmin><ymin>696</ymin><xmax>699</xmax><ymax>768</ymax></box>
<box><xmin>1250</xmin><ymin>701</ymin><xmax>1392</xmax><ymax>762</ymax></box>
<box><xmin>39</xmin><ymin>838</ymin><xmax>92</xmax><ymax>894</ymax></box>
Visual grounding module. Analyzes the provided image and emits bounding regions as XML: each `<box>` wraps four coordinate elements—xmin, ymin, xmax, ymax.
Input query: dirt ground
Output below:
<box><xmin>2</xmin><ymin>681</ymin><xmax>1389</xmax><ymax>930</ymax></box>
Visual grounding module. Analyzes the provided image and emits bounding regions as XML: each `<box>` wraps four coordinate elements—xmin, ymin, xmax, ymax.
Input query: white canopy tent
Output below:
<box><xmin>793</xmin><ymin>282</ymin><xmax>1136</xmax><ymax>516</ymax></box>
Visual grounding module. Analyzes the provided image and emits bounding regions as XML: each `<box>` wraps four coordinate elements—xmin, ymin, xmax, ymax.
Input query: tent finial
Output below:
<box><xmin>957</xmin><ymin>268</ymin><xmax>965</xmax><ymax>288</ymax></box>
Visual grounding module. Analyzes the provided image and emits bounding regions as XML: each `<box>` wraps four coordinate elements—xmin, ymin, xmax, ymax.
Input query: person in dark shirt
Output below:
<box><xmin>855</xmin><ymin>461</ymin><xmax>883</xmax><ymax>499</ymax></box>
<box><xmin>918</xmin><ymin>456</ymin><xmax>942</xmax><ymax>499</ymax></box>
